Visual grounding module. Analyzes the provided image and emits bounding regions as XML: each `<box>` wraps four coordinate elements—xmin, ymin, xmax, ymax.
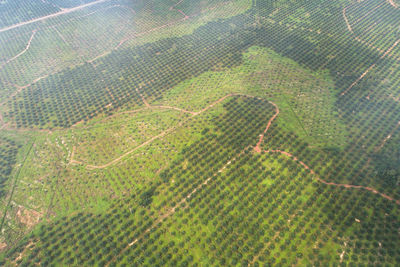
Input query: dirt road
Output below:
<box><xmin>254</xmin><ymin>101</ymin><xmax>279</xmax><ymax>152</ymax></box>
<box><xmin>264</xmin><ymin>150</ymin><xmax>400</xmax><ymax>205</ymax></box>
<box><xmin>388</xmin><ymin>0</ymin><xmax>398</xmax><ymax>8</ymax></box>
<box><xmin>0</xmin><ymin>30</ymin><xmax>37</xmax><ymax>69</ymax></box>
<box><xmin>0</xmin><ymin>0</ymin><xmax>111</xmax><ymax>33</ymax></box>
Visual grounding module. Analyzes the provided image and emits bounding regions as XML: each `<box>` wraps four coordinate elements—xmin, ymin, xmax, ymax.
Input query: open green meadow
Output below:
<box><xmin>0</xmin><ymin>0</ymin><xmax>400</xmax><ymax>266</ymax></box>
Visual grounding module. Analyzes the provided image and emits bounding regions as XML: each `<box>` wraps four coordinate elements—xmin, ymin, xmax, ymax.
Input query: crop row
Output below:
<box><xmin>0</xmin><ymin>136</ymin><xmax>19</xmax><ymax>198</ymax></box>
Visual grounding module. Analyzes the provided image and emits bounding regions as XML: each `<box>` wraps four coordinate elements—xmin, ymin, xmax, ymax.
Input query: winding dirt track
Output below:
<box><xmin>74</xmin><ymin>90</ymin><xmax>400</xmax><ymax>208</ymax></box>
<box><xmin>5</xmin><ymin>0</ymin><xmax>400</xmax><ymax>261</ymax></box>
<box><xmin>263</xmin><ymin>150</ymin><xmax>400</xmax><ymax>205</ymax></box>
<box><xmin>106</xmin><ymin>94</ymin><xmax>400</xmax><ymax>266</ymax></box>
<box><xmin>0</xmin><ymin>0</ymin><xmax>111</xmax><ymax>33</ymax></box>
<box><xmin>254</xmin><ymin>101</ymin><xmax>279</xmax><ymax>153</ymax></box>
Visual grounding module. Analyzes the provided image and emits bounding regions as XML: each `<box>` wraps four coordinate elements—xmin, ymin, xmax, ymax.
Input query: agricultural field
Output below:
<box><xmin>0</xmin><ymin>0</ymin><xmax>400</xmax><ymax>266</ymax></box>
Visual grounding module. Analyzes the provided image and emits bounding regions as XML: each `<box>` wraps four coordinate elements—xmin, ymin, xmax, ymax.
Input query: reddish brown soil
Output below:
<box><xmin>81</xmin><ymin>93</ymin><xmax>240</xmax><ymax>169</ymax></box>
<box><xmin>106</xmin><ymin>94</ymin><xmax>400</xmax><ymax>266</ymax></box>
<box><xmin>388</xmin><ymin>0</ymin><xmax>398</xmax><ymax>8</ymax></box>
<box><xmin>342</xmin><ymin>2</ymin><xmax>400</xmax><ymax>64</ymax></box>
<box><xmin>254</xmin><ymin>101</ymin><xmax>279</xmax><ymax>153</ymax></box>
<box><xmin>263</xmin><ymin>150</ymin><xmax>400</xmax><ymax>205</ymax></box>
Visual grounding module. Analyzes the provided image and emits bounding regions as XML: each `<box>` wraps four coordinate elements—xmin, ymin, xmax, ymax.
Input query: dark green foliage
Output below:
<box><xmin>6</xmin><ymin>12</ymin><xmax>253</xmax><ymax>128</ymax></box>
<box><xmin>3</xmin><ymin>0</ymin><xmax>400</xmax><ymax>266</ymax></box>
<box><xmin>139</xmin><ymin>187</ymin><xmax>156</xmax><ymax>207</ymax></box>
<box><xmin>372</xmin><ymin>130</ymin><xmax>400</xmax><ymax>187</ymax></box>
<box><xmin>0</xmin><ymin>137</ymin><xmax>19</xmax><ymax>198</ymax></box>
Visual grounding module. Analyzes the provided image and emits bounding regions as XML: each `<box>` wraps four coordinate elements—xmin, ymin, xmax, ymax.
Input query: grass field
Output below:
<box><xmin>0</xmin><ymin>0</ymin><xmax>400</xmax><ymax>266</ymax></box>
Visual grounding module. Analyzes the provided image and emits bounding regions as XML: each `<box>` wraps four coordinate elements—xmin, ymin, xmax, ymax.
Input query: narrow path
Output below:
<box><xmin>53</xmin><ymin>27</ymin><xmax>68</xmax><ymax>45</ymax></box>
<box><xmin>170</xmin><ymin>0</ymin><xmax>189</xmax><ymax>18</ymax></box>
<box><xmin>177</xmin><ymin>9</ymin><xmax>189</xmax><ymax>19</ymax></box>
<box><xmin>341</xmin><ymin>2</ymin><xmax>396</xmax><ymax>97</ymax></box>
<box><xmin>105</xmin><ymin>96</ymin><xmax>276</xmax><ymax>265</ymax></box>
<box><xmin>73</xmin><ymin>93</ymin><xmax>241</xmax><ymax>169</ymax></box>
<box><xmin>94</xmin><ymin>0</ymin><xmax>191</xmax><ymax>56</ymax></box>
<box><xmin>170</xmin><ymin>0</ymin><xmax>185</xmax><ymax>10</ymax></box>
<box><xmin>135</xmin><ymin>88</ymin><xmax>150</xmax><ymax>107</ymax></box>
<box><xmin>342</xmin><ymin>2</ymin><xmax>400</xmax><ymax>60</ymax></box>
<box><xmin>342</xmin><ymin>6</ymin><xmax>353</xmax><ymax>34</ymax></box>
<box><xmin>375</xmin><ymin>121</ymin><xmax>400</xmax><ymax>152</ymax></box>
<box><xmin>340</xmin><ymin>63</ymin><xmax>376</xmax><ymax>96</ymax></box>
<box><xmin>340</xmin><ymin>242</ymin><xmax>348</xmax><ymax>263</ymax></box>
<box><xmin>0</xmin><ymin>30</ymin><xmax>37</xmax><ymax>69</ymax></box>
<box><xmin>263</xmin><ymin>150</ymin><xmax>400</xmax><ymax>205</ymax></box>
<box><xmin>85</xmin><ymin>120</ymin><xmax>186</xmax><ymax>169</ymax></box>
<box><xmin>105</xmin><ymin>0</ymin><xmax>233</xmax><ymax>52</ymax></box>
<box><xmin>388</xmin><ymin>0</ymin><xmax>398</xmax><ymax>8</ymax></box>
<box><xmin>3</xmin><ymin>0</ymin><xmax>227</xmax><ymax>103</ymax></box>
<box><xmin>254</xmin><ymin>101</ymin><xmax>279</xmax><ymax>153</ymax></box>
<box><xmin>0</xmin><ymin>110</ymin><xmax>4</xmax><ymax>130</ymax></box>
<box><xmin>107</xmin><ymin>147</ymin><xmax>248</xmax><ymax>266</ymax></box>
<box><xmin>249</xmin><ymin>212</ymin><xmax>298</xmax><ymax>265</ymax></box>
<box><xmin>69</xmin><ymin>146</ymin><xmax>83</xmax><ymax>165</ymax></box>
<box><xmin>248</xmin><ymin>96</ymin><xmax>400</xmax><ymax>206</ymax></box>
<box><xmin>0</xmin><ymin>75</ymin><xmax>49</xmax><ymax>108</ymax></box>
<box><xmin>151</xmin><ymin>105</ymin><xmax>196</xmax><ymax>115</ymax></box>
<box><xmin>41</xmin><ymin>0</ymin><xmax>66</xmax><ymax>11</ymax></box>
<box><xmin>340</xmin><ymin>39</ymin><xmax>400</xmax><ymax>96</ymax></box>
<box><xmin>0</xmin><ymin>0</ymin><xmax>111</xmax><ymax>33</ymax></box>
<box><xmin>105</xmin><ymin>94</ymin><xmax>400</xmax><ymax>266</ymax></box>
<box><xmin>354</xmin><ymin>1</ymin><xmax>385</xmax><ymax>24</ymax></box>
